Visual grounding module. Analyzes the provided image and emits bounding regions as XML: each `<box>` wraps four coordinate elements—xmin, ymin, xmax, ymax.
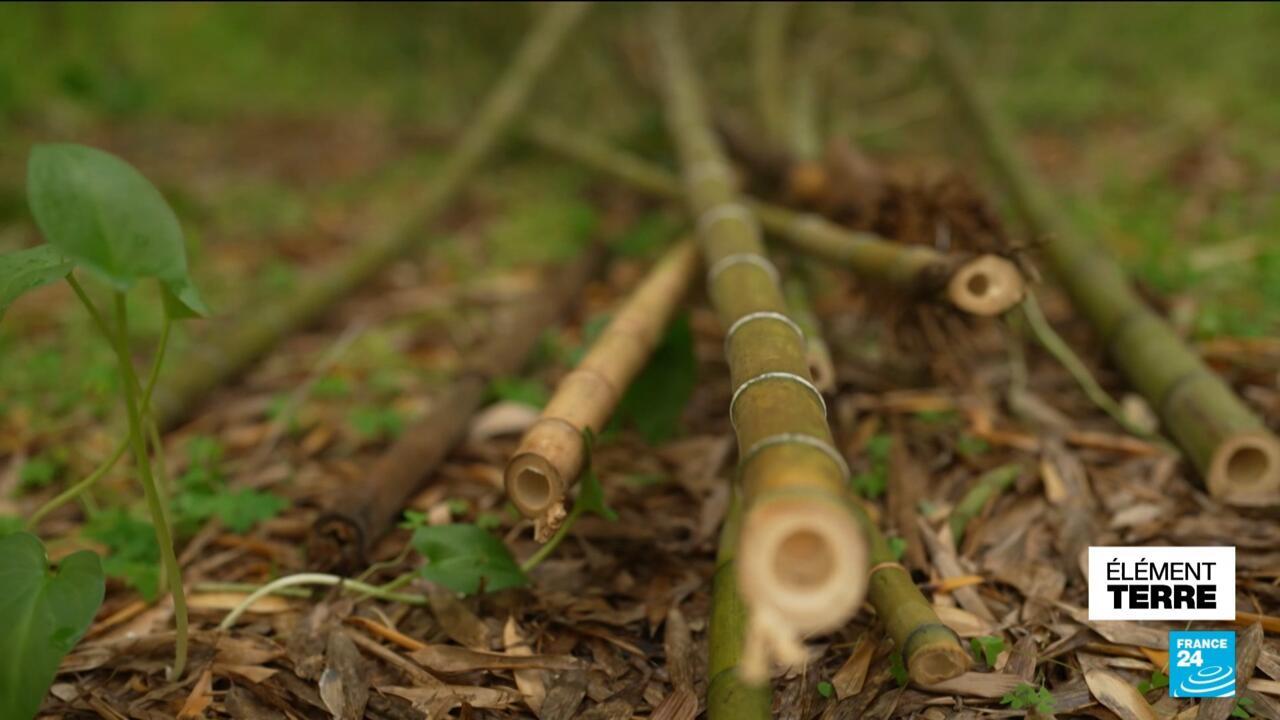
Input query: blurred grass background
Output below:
<box><xmin>2</xmin><ymin>2</ymin><xmax>1277</xmax><ymax>429</ymax></box>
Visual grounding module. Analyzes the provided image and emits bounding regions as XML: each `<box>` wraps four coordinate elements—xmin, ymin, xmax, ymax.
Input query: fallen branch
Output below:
<box><xmin>651</xmin><ymin>4</ymin><xmax>867</xmax><ymax>678</ymax></box>
<box><xmin>307</xmin><ymin>248</ymin><xmax>604</xmax><ymax>572</ymax></box>
<box><xmin>151</xmin><ymin>2</ymin><xmax>590</xmax><ymax>430</ymax></box>
<box><xmin>915</xmin><ymin>7</ymin><xmax>1280</xmax><ymax>504</ymax></box>
<box><xmin>505</xmin><ymin>240</ymin><xmax>699</xmax><ymax>537</ymax></box>
<box><xmin>524</xmin><ymin>117</ymin><xmax>1024</xmax><ymax>316</ymax></box>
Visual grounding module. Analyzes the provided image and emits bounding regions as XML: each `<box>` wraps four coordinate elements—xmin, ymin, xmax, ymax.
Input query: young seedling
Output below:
<box><xmin>1002</xmin><ymin>682</ymin><xmax>1056</xmax><ymax>715</ymax></box>
<box><xmin>2</xmin><ymin>143</ymin><xmax>209</xmax><ymax>679</ymax></box>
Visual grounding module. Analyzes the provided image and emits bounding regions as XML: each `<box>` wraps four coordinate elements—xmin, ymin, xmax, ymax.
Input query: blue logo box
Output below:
<box><xmin>1169</xmin><ymin>631</ymin><xmax>1236</xmax><ymax>698</ymax></box>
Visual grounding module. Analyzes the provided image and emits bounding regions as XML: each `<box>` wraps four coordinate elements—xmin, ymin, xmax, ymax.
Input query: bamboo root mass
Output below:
<box><xmin>524</xmin><ymin>117</ymin><xmax>1025</xmax><ymax>317</ymax></box>
<box><xmin>652</xmin><ymin>4</ymin><xmax>867</xmax><ymax>677</ymax></box>
<box><xmin>917</xmin><ymin>8</ymin><xmax>1280</xmax><ymax>504</ymax></box>
<box><xmin>505</xmin><ymin>240</ymin><xmax>700</xmax><ymax>538</ymax></box>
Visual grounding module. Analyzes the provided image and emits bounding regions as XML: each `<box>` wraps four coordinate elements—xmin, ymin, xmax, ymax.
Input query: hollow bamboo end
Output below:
<box><xmin>908</xmin><ymin>642</ymin><xmax>972</xmax><ymax>685</ymax></box>
<box><xmin>505</xmin><ymin>452</ymin><xmax>567</xmax><ymax>518</ymax></box>
<box><xmin>1207</xmin><ymin>431</ymin><xmax>1280</xmax><ymax>504</ymax></box>
<box><xmin>736</xmin><ymin>498</ymin><xmax>869</xmax><ymax>635</ymax></box>
<box><xmin>946</xmin><ymin>254</ymin><xmax>1025</xmax><ymax>316</ymax></box>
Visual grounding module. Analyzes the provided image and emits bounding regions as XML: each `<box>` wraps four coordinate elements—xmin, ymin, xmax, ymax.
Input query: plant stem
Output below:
<box><xmin>520</xmin><ymin>506</ymin><xmax>583</xmax><ymax>573</ymax></box>
<box><xmin>949</xmin><ymin>463</ymin><xmax>1021</xmax><ymax>545</ymax></box>
<box><xmin>110</xmin><ymin>292</ymin><xmax>188</xmax><ymax>678</ymax></box>
<box><xmin>27</xmin><ymin>438</ymin><xmax>129</xmax><ymax>529</ymax></box>
<box><xmin>27</xmin><ymin>306</ymin><xmax>174</xmax><ymax>530</ymax></box>
<box><xmin>217</xmin><ymin>573</ymin><xmax>428</xmax><ymax>630</ymax></box>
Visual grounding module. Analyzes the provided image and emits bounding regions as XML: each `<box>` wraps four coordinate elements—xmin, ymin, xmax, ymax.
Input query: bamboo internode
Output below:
<box><xmin>708</xmin><ymin>495</ymin><xmax>772</xmax><ymax>720</ymax></box>
<box><xmin>916</xmin><ymin>8</ymin><xmax>1280</xmax><ymax>504</ymax></box>
<box><xmin>524</xmin><ymin>118</ymin><xmax>1025</xmax><ymax>317</ymax></box>
<box><xmin>651</xmin><ymin>4</ymin><xmax>868</xmax><ymax>674</ymax></box>
<box><xmin>505</xmin><ymin>240</ymin><xmax>700</xmax><ymax>538</ymax></box>
<box><xmin>151</xmin><ymin>2</ymin><xmax>590</xmax><ymax>430</ymax></box>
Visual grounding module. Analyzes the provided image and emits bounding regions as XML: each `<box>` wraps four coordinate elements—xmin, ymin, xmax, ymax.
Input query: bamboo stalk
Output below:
<box><xmin>783</xmin><ymin>274</ymin><xmax>836</xmax><ymax>394</ymax></box>
<box><xmin>708</xmin><ymin>494</ymin><xmax>772</xmax><ymax>720</ymax></box>
<box><xmin>308</xmin><ymin>248</ymin><xmax>604</xmax><ymax>572</ymax></box>
<box><xmin>915</xmin><ymin>8</ymin><xmax>1280</xmax><ymax>504</ymax></box>
<box><xmin>504</xmin><ymin>240</ymin><xmax>700</xmax><ymax>537</ymax></box>
<box><xmin>523</xmin><ymin>118</ymin><xmax>1025</xmax><ymax>317</ymax></box>
<box><xmin>854</xmin><ymin>501</ymin><xmax>971</xmax><ymax>685</ymax></box>
<box><xmin>151</xmin><ymin>3</ymin><xmax>589</xmax><ymax>430</ymax></box>
<box><xmin>651</xmin><ymin>4</ymin><xmax>867</xmax><ymax>668</ymax></box>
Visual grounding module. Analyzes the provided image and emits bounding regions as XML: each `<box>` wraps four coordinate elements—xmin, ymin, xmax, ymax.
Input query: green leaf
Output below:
<box><xmin>1001</xmin><ymin>683</ymin><xmax>1055</xmax><ymax>714</ymax></box>
<box><xmin>970</xmin><ymin>635</ymin><xmax>1005</xmax><ymax>667</ymax></box>
<box><xmin>411</xmin><ymin>524</ymin><xmax>528</xmax><ymax>595</ymax></box>
<box><xmin>487</xmin><ymin>376</ymin><xmax>549</xmax><ymax>408</ymax></box>
<box><xmin>0</xmin><ymin>516</ymin><xmax>23</xmax><ymax>537</ymax></box>
<box><xmin>209</xmin><ymin>489</ymin><xmax>288</xmax><ymax>533</ymax></box>
<box><xmin>886</xmin><ymin>536</ymin><xmax>907</xmax><ymax>561</ymax></box>
<box><xmin>817</xmin><ymin>680</ymin><xmax>834</xmax><ymax>699</ymax></box>
<box><xmin>82</xmin><ymin>508</ymin><xmax>160</xmax><ymax>600</ymax></box>
<box><xmin>1137</xmin><ymin>669</ymin><xmax>1169</xmax><ymax>693</ymax></box>
<box><xmin>0</xmin><ymin>532</ymin><xmax>104</xmax><ymax>720</ymax></box>
<box><xmin>889</xmin><ymin>650</ymin><xmax>909</xmax><ymax>687</ymax></box>
<box><xmin>612</xmin><ymin>313</ymin><xmax>696</xmax><ymax>444</ymax></box>
<box><xmin>27</xmin><ymin>144</ymin><xmax>203</xmax><ymax>314</ymax></box>
<box><xmin>160</xmin><ymin>274</ymin><xmax>209</xmax><ymax>319</ymax></box>
<box><xmin>1233</xmin><ymin>697</ymin><xmax>1254</xmax><ymax>718</ymax></box>
<box><xmin>0</xmin><ymin>245</ymin><xmax>74</xmax><ymax>319</ymax></box>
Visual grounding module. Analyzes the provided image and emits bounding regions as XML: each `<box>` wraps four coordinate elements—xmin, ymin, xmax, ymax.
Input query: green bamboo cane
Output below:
<box><xmin>151</xmin><ymin>3</ymin><xmax>590</xmax><ymax>430</ymax></box>
<box><xmin>708</xmin><ymin>494</ymin><xmax>772</xmax><ymax>720</ymax></box>
<box><xmin>948</xmin><ymin>462</ymin><xmax>1022</xmax><ymax>545</ymax></box>
<box><xmin>913</xmin><ymin>7</ymin><xmax>1280</xmax><ymax>504</ymax></box>
<box><xmin>523</xmin><ymin>117</ymin><xmax>1025</xmax><ymax>317</ymax></box>
<box><xmin>651</xmin><ymin>4</ymin><xmax>867</xmax><ymax>677</ymax></box>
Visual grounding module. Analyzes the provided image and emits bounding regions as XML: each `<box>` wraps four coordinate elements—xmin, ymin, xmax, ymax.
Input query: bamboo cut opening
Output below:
<box><xmin>911</xmin><ymin>644</ymin><xmax>974</xmax><ymax>686</ymax></box>
<box><xmin>946</xmin><ymin>254</ymin><xmax>1024</xmax><ymax>316</ymax></box>
<box><xmin>506</xmin><ymin>453</ymin><xmax>564</xmax><ymax>517</ymax></box>
<box><xmin>739</xmin><ymin>500</ymin><xmax>868</xmax><ymax>634</ymax></box>
<box><xmin>1208</xmin><ymin>433</ymin><xmax>1280</xmax><ymax>501</ymax></box>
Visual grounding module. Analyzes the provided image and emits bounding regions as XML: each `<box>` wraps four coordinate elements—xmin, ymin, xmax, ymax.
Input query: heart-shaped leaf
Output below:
<box><xmin>26</xmin><ymin>143</ymin><xmax>205</xmax><ymax>317</ymax></box>
<box><xmin>0</xmin><ymin>245</ymin><xmax>74</xmax><ymax>320</ymax></box>
<box><xmin>0</xmin><ymin>532</ymin><xmax>105</xmax><ymax>720</ymax></box>
<box><xmin>411</xmin><ymin>524</ymin><xmax>527</xmax><ymax>595</ymax></box>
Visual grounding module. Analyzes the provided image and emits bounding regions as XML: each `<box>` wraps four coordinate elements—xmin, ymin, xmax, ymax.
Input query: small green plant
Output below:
<box><xmin>1137</xmin><ymin>669</ymin><xmax>1169</xmax><ymax>693</ymax></box>
<box><xmin>1232</xmin><ymin>696</ymin><xmax>1254</xmax><ymax>718</ymax></box>
<box><xmin>487</xmin><ymin>376</ymin><xmax>549</xmax><ymax>408</ymax></box>
<box><xmin>970</xmin><ymin>635</ymin><xmax>1005</xmax><ymax>668</ymax></box>
<box><xmin>853</xmin><ymin>434</ymin><xmax>892</xmax><ymax>499</ymax></box>
<box><xmin>816</xmin><ymin>680</ymin><xmax>834</xmax><ymax>699</ymax></box>
<box><xmin>1</xmin><ymin>143</ymin><xmax>210</xmax><ymax>680</ymax></box>
<box><xmin>1001</xmin><ymin>683</ymin><xmax>1055</xmax><ymax>715</ymax></box>
<box><xmin>886</xmin><ymin>535</ymin><xmax>908</xmax><ymax>561</ymax></box>
<box><xmin>889</xmin><ymin>650</ymin><xmax>909</xmax><ymax>687</ymax></box>
<box><xmin>83</xmin><ymin>507</ymin><xmax>162</xmax><ymax>600</ymax></box>
<box><xmin>19</xmin><ymin>453</ymin><xmax>64</xmax><ymax>490</ymax></box>
<box><xmin>0</xmin><ymin>532</ymin><xmax>104</xmax><ymax>720</ymax></box>
<box><xmin>611</xmin><ymin>313</ymin><xmax>696</xmax><ymax>444</ymax></box>
<box><xmin>172</xmin><ymin>436</ymin><xmax>286</xmax><ymax>535</ymax></box>
<box><xmin>348</xmin><ymin>405</ymin><xmax>405</xmax><ymax>441</ymax></box>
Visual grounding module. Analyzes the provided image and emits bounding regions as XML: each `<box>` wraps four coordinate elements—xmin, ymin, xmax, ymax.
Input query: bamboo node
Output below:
<box><xmin>724</xmin><ymin>311</ymin><xmax>805</xmax><ymax>355</ymax></box>
<box><xmin>730</xmin><ymin>375</ymin><xmax>828</xmax><ymax>430</ymax></box>
<box><xmin>706</xmin><ymin>253</ymin><xmax>780</xmax><ymax>287</ymax></box>
<box><xmin>697</xmin><ymin>202</ymin><xmax>759</xmax><ymax>236</ymax></box>
<box><xmin>868</xmin><ymin>561</ymin><xmax>908</xmax><ymax>577</ymax></box>
<box><xmin>738</xmin><ymin>432</ymin><xmax>850</xmax><ymax>482</ymax></box>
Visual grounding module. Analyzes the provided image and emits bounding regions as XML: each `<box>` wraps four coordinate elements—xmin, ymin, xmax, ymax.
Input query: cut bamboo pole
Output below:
<box><xmin>523</xmin><ymin>118</ymin><xmax>1025</xmax><ymax>317</ymax></box>
<box><xmin>854</xmin><ymin>501</ymin><xmax>971</xmax><ymax>685</ymax></box>
<box><xmin>505</xmin><ymin>240</ymin><xmax>700</xmax><ymax>537</ymax></box>
<box><xmin>308</xmin><ymin>248</ymin><xmax>604</xmax><ymax>572</ymax></box>
<box><xmin>708</xmin><ymin>494</ymin><xmax>772</xmax><ymax>720</ymax></box>
<box><xmin>915</xmin><ymin>8</ymin><xmax>1280</xmax><ymax>504</ymax></box>
<box><xmin>651</xmin><ymin>4</ymin><xmax>867</xmax><ymax>671</ymax></box>
<box><xmin>151</xmin><ymin>3</ymin><xmax>589</xmax><ymax>430</ymax></box>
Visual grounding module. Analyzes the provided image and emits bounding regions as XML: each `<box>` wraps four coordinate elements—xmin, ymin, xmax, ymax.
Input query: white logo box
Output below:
<box><xmin>1088</xmin><ymin>546</ymin><xmax>1235</xmax><ymax>621</ymax></box>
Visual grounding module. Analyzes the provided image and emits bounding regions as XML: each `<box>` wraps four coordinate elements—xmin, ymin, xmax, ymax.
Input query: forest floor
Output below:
<box><xmin>3</xmin><ymin>4</ymin><xmax>1280</xmax><ymax>719</ymax></box>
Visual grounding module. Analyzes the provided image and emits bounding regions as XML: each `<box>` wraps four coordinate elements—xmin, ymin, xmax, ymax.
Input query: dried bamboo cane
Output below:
<box><xmin>915</xmin><ymin>8</ymin><xmax>1280</xmax><ymax>504</ymax></box>
<box><xmin>708</xmin><ymin>494</ymin><xmax>772</xmax><ymax>720</ymax></box>
<box><xmin>505</xmin><ymin>240</ymin><xmax>700</xmax><ymax>537</ymax></box>
<box><xmin>308</xmin><ymin>248</ymin><xmax>604</xmax><ymax>572</ymax></box>
<box><xmin>151</xmin><ymin>2</ymin><xmax>589</xmax><ymax>430</ymax></box>
<box><xmin>854</xmin><ymin>500</ymin><xmax>971</xmax><ymax>685</ymax></box>
<box><xmin>523</xmin><ymin>118</ymin><xmax>1025</xmax><ymax>317</ymax></box>
<box><xmin>651</xmin><ymin>4</ymin><xmax>867</xmax><ymax>674</ymax></box>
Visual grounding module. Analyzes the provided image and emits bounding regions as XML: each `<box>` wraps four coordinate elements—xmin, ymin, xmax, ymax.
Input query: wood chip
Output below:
<box><xmin>832</xmin><ymin>631</ymin><xmax>877</xmax><ymax>699</ymax></box>
<box><xmin>409</xmin><ymin>643</ymin><xmax>582</xmax><ymax>674</ymax></box>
